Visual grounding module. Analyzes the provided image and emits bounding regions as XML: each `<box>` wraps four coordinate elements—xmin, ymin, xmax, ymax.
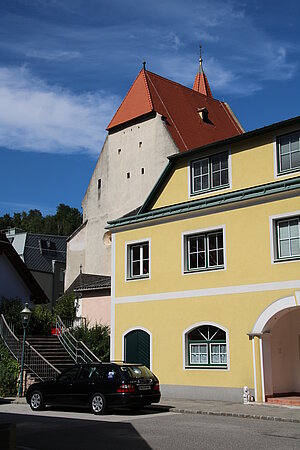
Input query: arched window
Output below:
<box><xmin>187</xmin><ymin>324</ymin><xmax>227</xmax><ymax>368</ymax></box>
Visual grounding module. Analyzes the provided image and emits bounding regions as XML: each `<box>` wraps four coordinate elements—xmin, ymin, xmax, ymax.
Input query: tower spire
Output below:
<box><xmin>193</xmin><ymin>45</ymin><xmax>212</xmax><ymax>97</ymax></box>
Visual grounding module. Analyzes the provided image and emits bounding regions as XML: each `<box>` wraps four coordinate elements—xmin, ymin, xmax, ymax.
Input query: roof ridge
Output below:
<box><xmin>141</xmin><ymin>69</ymin><xmax>154</xmax><ymax>110</ymax></box>
<box><xmin>145</xmin><ymin>70</ymin><xmax>189</xmax><ymax>151</ymax></box>
<box><xmin>145</xmin><ymin>70</ymin><xmax>222</xmax><ymax>104</ymax></box>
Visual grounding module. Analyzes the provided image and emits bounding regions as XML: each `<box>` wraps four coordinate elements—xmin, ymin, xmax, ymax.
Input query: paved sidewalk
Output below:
<box><xmin>157</xmin><ymin>397</ymin><xmax>300</xmax><ymax>423</ymax></box>
<box><xmin>3</xmin><ymin>396</ymin><xmax>300</xmax><ymax>423</ymax></box>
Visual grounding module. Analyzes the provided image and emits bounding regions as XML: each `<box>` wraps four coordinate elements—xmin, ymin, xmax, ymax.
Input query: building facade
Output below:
<box><xmin>108</xmin><ymin>116</ymin><xmax>300</xmax><ymax>402</ymax></box>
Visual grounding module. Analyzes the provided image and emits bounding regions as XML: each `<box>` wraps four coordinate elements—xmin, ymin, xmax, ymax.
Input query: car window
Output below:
<box><xmin>120</xmin><ymin>365</ymin><xmax>154</xmax><ymax>379</ymax></box>
<box><xmin>102</xmin><ymin>365</ymin><xmax>118</xmax><ymax>381</ymax></box>
<box><xmin>58</xmin><ymin>367</ymin><xmax>79</xmax><ymax>382</ymax></box>
<box><xmin>78</xmin><ymin>366</ymin><xmax>101</xmax><ymax>381</ymax></box>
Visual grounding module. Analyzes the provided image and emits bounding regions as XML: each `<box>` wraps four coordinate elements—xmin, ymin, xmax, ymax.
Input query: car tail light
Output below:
<box><xmin>153</xmin><ymin>382</ymin><xmax>160</xmax><ymax>391</ymax></box>
<box><xmin>117</xmin><ymin>384</ymin><xmax>135</xmax><ymax>393</ymax></box>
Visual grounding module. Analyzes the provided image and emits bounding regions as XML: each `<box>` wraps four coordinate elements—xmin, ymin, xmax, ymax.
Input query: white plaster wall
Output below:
<box><xmin>270</xmin><ymin>307</ymin><xmax>300</xmax><ymax>393</ymax></box>
<box><xmin>81</xmin><ymin>294</ymin><xmax>111</xmax><ymax>327</ymax></box>
<box><xmin>0</xmin><ymin>254</ymin><xmax>31</xmax><ymax>301</ymax></box>
<box><xmin>66</xmin><ymin>114</ymin><xmax>178</xmax><ymax>286</ymax></box>
<box><xmin>65</xmin><ymin>224</ymin><xmax>86</xmax><ymax>289</ymax></box>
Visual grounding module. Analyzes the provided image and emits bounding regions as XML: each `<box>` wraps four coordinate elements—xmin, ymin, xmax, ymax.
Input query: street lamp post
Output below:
<box><xmin>18</xmin><ymin>303</ymin><xmax>32</xmax><ymax>397</ymax></box>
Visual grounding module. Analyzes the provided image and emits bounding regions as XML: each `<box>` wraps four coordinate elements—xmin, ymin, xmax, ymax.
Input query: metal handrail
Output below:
<box><xmin>0</xmin><ymin>314</ymin><xmax>60</xmax><ymax>385</ymax></box>
<box><xmin>55</xmin><ymin>316</ymin><xmax>100</xmax><ymax>364</ymax></box>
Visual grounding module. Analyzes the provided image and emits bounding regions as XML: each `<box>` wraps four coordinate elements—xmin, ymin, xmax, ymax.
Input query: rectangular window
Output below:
<box><xmin>210</xmin><ymin>344</ymin><xmax>227</xmax><ymax>365</ymax></box>
<box><xmin>185</xmin><ymin>230</ymin><xmax>224</xmax><ymax>272</ymax></box>
<box><xmin>190</xmin><ymin>344</ymin><xmax>208</xmax><ymax>364</ymax></box>
<box><xmin>127</xmin><ymin>241</ymin><xmax>149</xmax><ymax>279</ymax></box>
<box><xmin>275</xmin><ymin>217</ymin><xmax>300</xmax><ymax>260</ymax></box>
<box><xmin>277</xmin><ymin>131</ymin><xmax>300</xmax><ymax>174</ymax></box>
<box><xmin>191</xmin><ymin>152</ymin><xmax>229</xmax><ymax>194</ymax></box>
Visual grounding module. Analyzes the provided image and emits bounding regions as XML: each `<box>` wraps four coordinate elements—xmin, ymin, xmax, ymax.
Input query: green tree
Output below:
<box><xmin>0</xmin><ymin>339</ymin><xmax>19</xmax><ymax>396</ymax></box>
<box><xmin>0</xmin><ymin>213</ymin><xmax>13</xmax><ymax>230</ymax></box>
<box><xmin>72</xmin><ymin>323</ymin><xmax>110</xmax><ymax>361</ymax></box>
<box><xmin>55</xmin><ymin>204</ymin><xmax>82</xmax><ymax>236</ymax></box>
<box><xmin>0</xmin><ymin>204</ymin><xmax>82</xmax><ymax>236</ymax></box>
<box><xmin>21</xmin><ymin>209</ymin><xmax>44</xmax><ymax>233</ymax></box>
<box><xmin>53</xmin><ymin>292</ymin><xmax>76</xmax><ymax>320</ymax></box>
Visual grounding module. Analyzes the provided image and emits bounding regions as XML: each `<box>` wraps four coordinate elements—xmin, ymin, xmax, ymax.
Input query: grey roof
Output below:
<box><xmin>24</xmin><ymin>233</ymin><xmax>67</xmax><ymax>273</ymax></box>
<box><xmin>66</xmin><ymin>273</ymin><xmax>111</xmax><ymax>293</ymax></box>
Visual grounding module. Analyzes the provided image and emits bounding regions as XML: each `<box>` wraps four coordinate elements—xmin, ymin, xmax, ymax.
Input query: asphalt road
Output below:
<box><xmin>1</xmin><ymin>403</ymin><xmax>300</xmax><ymax>450</ymax></box>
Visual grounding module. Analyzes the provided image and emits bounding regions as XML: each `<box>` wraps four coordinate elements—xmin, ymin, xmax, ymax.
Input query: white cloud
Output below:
<box><xmin>25</xmin><ymin>49</ymin><xmax>81</xmax><ymax>61</ymax></box>
<box><xmin>0</xmin><ymin>66</ymin><xmax>120</xmax><ymax>155</ymax></box>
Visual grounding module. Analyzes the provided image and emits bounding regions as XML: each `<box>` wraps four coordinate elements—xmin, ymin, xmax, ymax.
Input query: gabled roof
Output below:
<box><xmin>23</xmin><ymin>233</ymin><xmax>67</xmax><ymax>273</ymax></box>
<box><xmin>66</xmin><ymin>273</ymin><xmax>111</xmax><ymax>293</ymax></box>
<box><xmin>107</xmin><ymin>68</ymin><xmax>243</xmax><ymax>152</ymax></box>
<box><xmin>0</xmin><ymin>233</ymin><xmax>47</xmax><ymax>303</ymax></box>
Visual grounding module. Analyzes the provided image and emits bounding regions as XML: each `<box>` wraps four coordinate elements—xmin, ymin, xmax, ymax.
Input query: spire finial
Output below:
<box><xmin>143</xmin><ymin>61</ymin><xmax>146</xmax><ymax>70</ymax></box>
<box><xmin>199</xmin><ymin>44</ymin><xmax>203</xmax><ymax>71</ymax></box>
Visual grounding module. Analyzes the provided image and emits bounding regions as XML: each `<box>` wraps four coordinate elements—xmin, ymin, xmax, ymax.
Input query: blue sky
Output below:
<box><xmin>1</xmin><ymin>0</ymin><xmax>300</xmax><ymax>216</ymax></box>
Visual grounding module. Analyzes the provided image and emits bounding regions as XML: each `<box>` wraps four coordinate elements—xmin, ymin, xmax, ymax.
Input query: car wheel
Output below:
<box><xmin>90</xmin><ymin>393</ymin><xmax>107</xmax><ymax>415</ymax></box>
<box><xmin>29</xmin><ymin>390</ymin><xmax>44</xmax><ymax>411</ymax></box>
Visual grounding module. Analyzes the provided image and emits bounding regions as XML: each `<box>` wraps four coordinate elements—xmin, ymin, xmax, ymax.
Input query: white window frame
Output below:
<box><xmin>181</xmin><ymin>225</ymin><xmax>226</xmax><ymax>275</ymax></box>
<box><xmin>125</xmin><ymin>239</ymin><xmax>151</xmax><ymax>281</ymax></box>
<box><xmin>269</xmin><ymin>211</ymin><xmax>300</xmax><ymax>264</ymax></box>
<box><xmin>188</xmin><ymin>150</ymin><xmax>232</xmax><ymax>198</ymax></box>
<box><xmin>273</xmin><ymin>130</ymin><xmax>300</xmax><ymax>178</ymax></box>
<box><xmin>182</xmin><ymin>322</ymin><xmax>230</xmax><ymax>370</ymax></box>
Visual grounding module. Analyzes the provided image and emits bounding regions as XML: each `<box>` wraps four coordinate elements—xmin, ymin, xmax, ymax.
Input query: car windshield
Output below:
<box><xmin>120</xmin><ymin>365</ymin><xmax>154</xmax><ymax>379</ymax></box>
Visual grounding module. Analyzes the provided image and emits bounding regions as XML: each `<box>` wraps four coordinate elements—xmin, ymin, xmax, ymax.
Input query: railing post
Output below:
<box><xmin>18</xmin><ymin>327</ymin><xmax>27</xmax><ymax>397</ymax></box>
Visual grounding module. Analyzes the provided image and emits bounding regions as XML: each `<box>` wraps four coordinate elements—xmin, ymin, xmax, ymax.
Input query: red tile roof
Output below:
<box><xmin>193</xmin><ymin>71</ymin><xmax>212</xmax><ymax>97</ymax></box>
<box><xmin>107</xmin><ymin>68</ymin><xmax>243</xmax><ymax>152</ymax></box>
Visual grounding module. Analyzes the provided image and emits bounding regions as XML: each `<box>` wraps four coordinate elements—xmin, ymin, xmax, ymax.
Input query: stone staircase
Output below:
<box><xmin>25</xmin><ymin>335</ymin><xmax>75</xmax><ymax>375</ymax></box>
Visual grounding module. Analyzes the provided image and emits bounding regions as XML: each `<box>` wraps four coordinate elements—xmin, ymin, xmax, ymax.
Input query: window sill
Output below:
<box><xmin>126</xmin><ymin>275</ymin><xmax>150</xmax><ymax>281</ymax></box>
<box><xmin>190</xmin><ymin>184</ymin><xmax>230</xmax><ymax>197</ymax></box>
<box><xmin>184</xmin><ymin>266</ymin><xmax>225</xmax><ymax>274</ymax></box>
<box><xmin>276</xmin><ymin>168</ymin><xmax>300</xmax><ymax>177</ymax></box>
<box><xmin>273</xmin><ymin>257</ymin><xmax>300</xmax><ymax>263</ymax></box>
<box><xmin>185</xmin><ymin>365</ymin><xmax>228</xmax><ymax>370</ymax></box>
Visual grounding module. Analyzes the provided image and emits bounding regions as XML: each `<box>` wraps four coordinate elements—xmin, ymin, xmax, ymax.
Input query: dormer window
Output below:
<box><xmin>197</xmin><ymin>107</ymin><xmax>209</xmax><ymax>122</ymax></box>
<box><xmin>39</xmin><ymin>239</ymin><xmax>56</xmax><ymax>255</ymax></box>
<box><xmin>277</xmin><ymin>130</ymin><xmax>300</xmax><ymax>175</ymax></box>
<box><xmin>191</xmin><ymin>152</ymin><xmax>229</xmax><ymax>194</ymax></box>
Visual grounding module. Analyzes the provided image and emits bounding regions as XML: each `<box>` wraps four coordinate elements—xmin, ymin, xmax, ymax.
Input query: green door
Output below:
<box><xmin>124</xmin><ymin>330</ymin><xmax>150</xmax><ymax>368</ymax></box>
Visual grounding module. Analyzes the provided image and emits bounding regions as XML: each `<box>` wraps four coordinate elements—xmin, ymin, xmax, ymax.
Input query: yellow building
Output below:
<box><xmin>107</xmin><ymin>115</ymin><xmax>300</xmax><ymax>402</ymax></box>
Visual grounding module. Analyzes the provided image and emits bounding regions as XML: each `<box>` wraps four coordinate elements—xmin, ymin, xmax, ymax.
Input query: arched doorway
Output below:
<box><xmin>251</xmin><ymin>293</ymin><xmax>300</xmax><ymax>403</ymax></box>
<box><xmin>124</xmin><ymin>329</ymin><xmax>151</xmax><ymax>369</ymax></box>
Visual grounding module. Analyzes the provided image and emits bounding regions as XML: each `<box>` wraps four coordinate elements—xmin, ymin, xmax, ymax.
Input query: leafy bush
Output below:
<box><xmin>54</xmin><ymin>292</ymin><xmax>76</xmax><ymax>321</ymax></box>
<box><xmin>0</xmin><ymin>298</ymin><xmax>53</xmax><ymax>336</ymax></box>
<box><xmin>72</xmin><ymin>323</ymin><xmax>110</xmax><ymax>361</ymax></box>
<box><xmin>0</xmin><ymin>297</ymin><xmax>23</xmax><ymax>335</ymax></box>
<box><xmin>29</xmin><ymin>305</ymin><xmax>53</xmax><ymax>335</ymax></box>
<box><xmin>0</xmin><ymin>339</ymin><xmax>19</xmax><ymax>396</ymax></box>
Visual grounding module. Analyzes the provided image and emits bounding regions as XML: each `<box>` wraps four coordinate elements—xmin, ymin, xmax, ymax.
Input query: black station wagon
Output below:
<box><xmin>26</xmin><ymin>362</ymin><xmax>161</xmax><ymax>415</ymax></box>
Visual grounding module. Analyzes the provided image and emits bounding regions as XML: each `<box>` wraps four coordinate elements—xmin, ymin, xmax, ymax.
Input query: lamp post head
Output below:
<box><xmin>21</xmin><ymin>303</ymin><xmax>32</xmax><ymax>329</ymax></box>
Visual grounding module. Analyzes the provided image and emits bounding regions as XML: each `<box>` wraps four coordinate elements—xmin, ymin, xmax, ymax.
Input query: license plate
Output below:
<box><xmin>139</xmin><ymin>385</ymin><xmax>151</xmax><ymax>391</ymax></box>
